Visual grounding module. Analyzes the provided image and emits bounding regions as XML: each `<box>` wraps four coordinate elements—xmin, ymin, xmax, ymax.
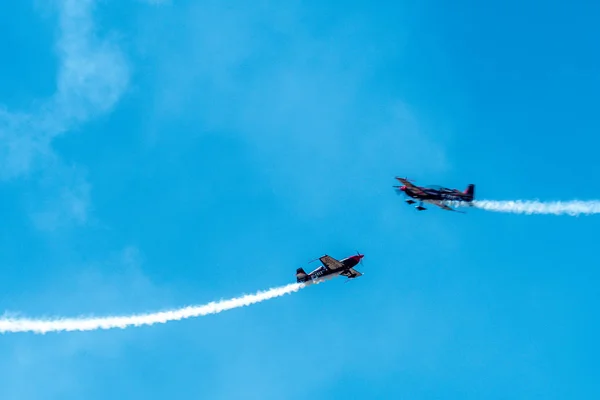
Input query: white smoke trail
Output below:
<box><xmin>0</xmin><ymin>282</ymin><xmax>305</xmax><ymax>334</ymax></box>
<box><xmin>465</xmin><ymin>200</ymin><xmax>600</xmax><ymax>216</ymax></box>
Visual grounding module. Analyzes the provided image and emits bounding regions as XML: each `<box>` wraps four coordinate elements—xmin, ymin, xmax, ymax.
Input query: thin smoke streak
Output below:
<box><xmin>454</xmin><ymin>200</ymin><xmax>600</xmax><ymax>216</ymax></box>
<box><xmin>0</xmin><ymin>283</ymin><xmax>306</xmax><ymax>334</ymax></box>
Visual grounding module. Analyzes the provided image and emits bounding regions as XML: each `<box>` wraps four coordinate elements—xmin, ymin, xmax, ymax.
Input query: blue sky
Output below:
<box><xmin>1</xmin><ymin>0</ymin><xmax>599</xmax><ymax>398</ymax></box>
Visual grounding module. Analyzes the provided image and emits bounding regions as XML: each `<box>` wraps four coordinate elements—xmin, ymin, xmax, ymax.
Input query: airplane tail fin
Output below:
<box><xmin>464</xmin><ymin>184</ymin><xmax>475</xmax><ymax>200</ymax></box>
<box><xmin>296</xmin><ymin>268</ymin><xmax>307</xmax><ymax>282</ymax></box>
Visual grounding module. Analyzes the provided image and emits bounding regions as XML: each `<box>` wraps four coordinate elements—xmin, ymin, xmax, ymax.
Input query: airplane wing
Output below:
<box><xmin>394</xmin><ymin>177</ymin><xmax>426</xmax><ymax>195</ymax></box>
<box><xmin>341</xmin><ymin>268</ymin><xmax>363</xmax><ymax>278</ymax></box>
<box><xmin>319</xmin><ymin>255</ymin><xmax>344</xmax><ymax>271</ymax></box>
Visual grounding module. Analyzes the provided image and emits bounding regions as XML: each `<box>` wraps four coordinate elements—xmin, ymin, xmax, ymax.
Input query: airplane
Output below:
<box><xmin>393</xmin><ymin>177</ymin><xmax>475</xmax><ymax>212</ymax></box>
<box><xmin>296</xmin><ymin>253</ymin><xmax>364</xmax><ymax>284</ymax></box>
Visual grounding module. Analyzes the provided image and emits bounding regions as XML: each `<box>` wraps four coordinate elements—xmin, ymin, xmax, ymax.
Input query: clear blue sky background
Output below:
<box><xmin>1</xmin><ymin>0</ymin><xmax>599</xmax><ymax>398</ymax></box>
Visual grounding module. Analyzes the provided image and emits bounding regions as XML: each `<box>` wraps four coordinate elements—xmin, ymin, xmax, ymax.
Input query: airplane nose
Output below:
<box><xmin>354</xmin><ymin>251</ymin><xmax>364</xmax><ymax>263</ymax></box>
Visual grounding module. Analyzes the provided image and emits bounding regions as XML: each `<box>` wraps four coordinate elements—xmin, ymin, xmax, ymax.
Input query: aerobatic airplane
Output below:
<box><xmin>296</xmin><ymin>253</ymin><xmax>364</xmax><ymax>284</ymax></box>
<box><xmin>393</xmin><ymin>177</ymin><xmax>475</xmax><ymax>212</ymax></box>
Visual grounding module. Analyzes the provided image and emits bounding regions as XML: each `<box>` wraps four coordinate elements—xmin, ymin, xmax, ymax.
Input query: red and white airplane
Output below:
<box><xmin>296</xmin><ymin>253</ymin><xmax>364</xmax><ymax>284</ymax></box>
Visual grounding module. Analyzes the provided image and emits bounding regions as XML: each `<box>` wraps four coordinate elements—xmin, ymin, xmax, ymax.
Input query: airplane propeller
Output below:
<box><xmin>356</xmin><ymin>250</ymin><xmax>365</xmax><ymax>267</ymax></box>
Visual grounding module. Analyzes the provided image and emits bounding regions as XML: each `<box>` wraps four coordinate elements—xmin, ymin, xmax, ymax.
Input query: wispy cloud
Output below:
<box><xmin>0</xmin><ymin>0</ymin><xmax>129</xmax><ymax>227</ymax></box>
<box><xmin>52</xmin><ymin>0</ymin><xmax>129</xmax><ymax>126</ymax></box>
<box><xmin>29</xmin><ymin>161</ymin><xmax>93</xmax><ymax>231</ymax></box>
<box><xmin>137</xmin><ymin>2</ymin><xmax>449</xmax><ymax>214</ymax></box>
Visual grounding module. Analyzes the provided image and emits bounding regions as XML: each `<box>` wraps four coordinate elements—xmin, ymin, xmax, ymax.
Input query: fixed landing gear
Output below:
<box><xmin>405</xmin><ymin>198</ymin><xmax>426</xmax><ymax>210</ymax></box>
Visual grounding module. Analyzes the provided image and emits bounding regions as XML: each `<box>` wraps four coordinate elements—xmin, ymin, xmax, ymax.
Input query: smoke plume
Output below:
<box><xmin>0</xmin><ymin>283</ymin><xmax>305</xmax><ymax>334</ymax></box>
<box><xmin>466</xmin><ymin>200</ymin><xmax>600</xmax><ymax>216</ymax></box>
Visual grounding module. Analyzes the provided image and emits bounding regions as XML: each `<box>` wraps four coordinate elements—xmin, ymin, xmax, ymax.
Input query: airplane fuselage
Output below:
<box><xmin>296</xmin><ymin>267</ymin><xmax>342</xmax><ymax>283</ymax></box>
<box><xmin>403</xmin><ymin>187</ymin><xmax>471</xmax><ymax>202</ymax></box>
